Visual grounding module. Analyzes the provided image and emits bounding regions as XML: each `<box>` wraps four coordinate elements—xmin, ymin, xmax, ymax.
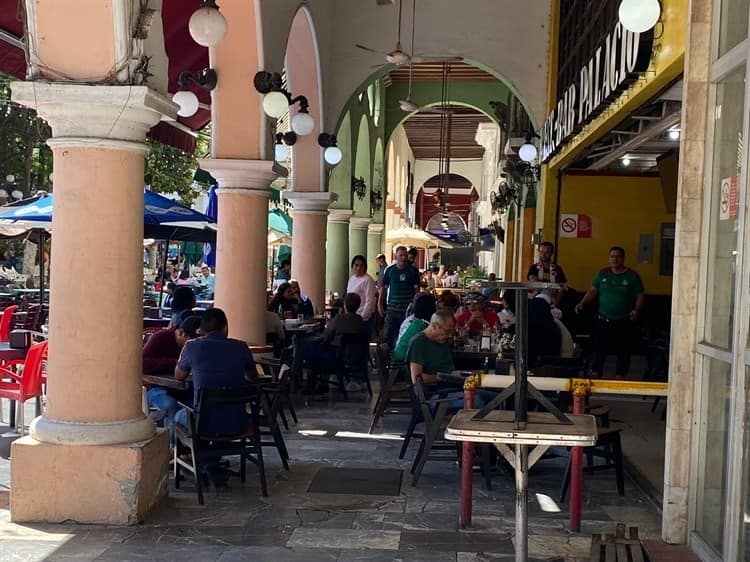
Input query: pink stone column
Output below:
<box><xmin>9</xmin><ymin>83</ymin><xmax>175</xmax><ymax>524</ymax></box>
<box><xmin>198</xmin><ymin>159</ymin><xmax>278</xmax><ymax>345</ymax></box>
<box><xmin>285</xmin><ymin>192</ymin><xmax>338</xmax><ymax>314</ymax></box>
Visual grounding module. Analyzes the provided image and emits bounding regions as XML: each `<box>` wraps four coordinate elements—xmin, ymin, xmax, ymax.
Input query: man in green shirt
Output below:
<box><xmin>379</xmin><ymin>246</ymin><xmax>421</xmax><ymax>348</ymax></box>
<box><xmin>407</xmin><ymin>310</ymin><xmax>456</xmax><ymax>385</ymax></box>
<box><xmin>575</xmin><ymin>246</ymin><xmax>645</xmax><ymax>379</ymax></box>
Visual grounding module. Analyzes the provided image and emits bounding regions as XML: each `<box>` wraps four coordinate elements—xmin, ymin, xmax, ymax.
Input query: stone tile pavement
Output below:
<box><xmin>0</xmin><ymin>390</ymin><xmax>663</xmax><ymax>561</ymax></box>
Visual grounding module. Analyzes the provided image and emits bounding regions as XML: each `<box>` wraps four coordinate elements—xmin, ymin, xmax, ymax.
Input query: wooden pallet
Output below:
<box><xmin>591</xmin><ymin>524</ymin><xmax>646</xmax><ymax>562</ymax></box>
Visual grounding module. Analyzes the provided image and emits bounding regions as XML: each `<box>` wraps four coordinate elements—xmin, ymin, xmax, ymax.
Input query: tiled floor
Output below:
<box><xmin>0</xmin><ymin>388</ymin><xmax>664</xmax><ymax>561</ymax></box>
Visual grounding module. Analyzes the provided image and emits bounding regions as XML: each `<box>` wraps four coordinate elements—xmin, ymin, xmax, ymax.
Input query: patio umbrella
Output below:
<box><xmin>202</xmin><ymin>184</ymin><xmax>218</xmax><ymax>267</ymax></box>
<box><xmin>269</xmin><ymin>208</ymin><xmax>292</xmax><ymax>236</ymax></box>
<box><xmin>384</xmin><ymin>226</ymin><xmax>453</xmax><ymax>249</ymax></box>
<box><xmin>0</xmin><ymin>190</ymin><xmax>217</xmax><ymax>242</ymax></box>
<box><xmin>0</xmin><ymin>190</ymin><xmax>218</xmax><ymax>305</ymax></box>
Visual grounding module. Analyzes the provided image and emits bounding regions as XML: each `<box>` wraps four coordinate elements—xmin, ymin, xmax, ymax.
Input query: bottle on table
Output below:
<box><xmin>480</xmin><ymin>319</ymin><xmax>491</xmax><ymax>352</ymax></box>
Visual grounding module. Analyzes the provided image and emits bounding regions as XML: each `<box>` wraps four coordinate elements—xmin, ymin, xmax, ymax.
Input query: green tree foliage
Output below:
<box><xmin>0</xmin><ymin>72</ymin><xmax>211</xmax><ymax>206</ymax></box>
<box><xmin>0</xmin><ymin>73</ymin><xmax>52</xmax><ymax>197</ymax></box>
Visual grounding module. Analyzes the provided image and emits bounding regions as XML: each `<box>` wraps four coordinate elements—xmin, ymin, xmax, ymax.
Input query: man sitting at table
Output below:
<box><xmin>306</xmin><ymin>292</ymin><xmax>367</xmax><ymax>393</ymax></box>
<box><xmin>174</xmin><ymin>308</ymin><xmax>257</xmax><ymax>485</ymax></box>
<box><xmin>408</xmin><ymin>310</ymin><xmax>492</xmax><ymax>409</ymax></box>
<box><xmin>143</xmin><ymin>315</ymin><xmax>201</xmax><ymax>433</ymax></box>
<box><xmin>455</xmin><ymin>293</ymin><xmax>500</xmax><ymax>335</ymax></box>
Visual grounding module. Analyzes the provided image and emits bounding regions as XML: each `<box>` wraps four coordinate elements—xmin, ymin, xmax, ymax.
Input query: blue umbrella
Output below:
<box><xmin>202</xmin><ymin>184</ymin><xmax>218</xmax><ymax>267</ymax></box>
<box><xmin>0</xmin><ymin>189</ymin><xmax>217</xmax><ymax>242</ymax></box>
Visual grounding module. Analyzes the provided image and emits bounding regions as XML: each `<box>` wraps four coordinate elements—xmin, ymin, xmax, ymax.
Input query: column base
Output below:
<box><xmin>10</xmin><ymin>429</ymin><xmax>169</xmax><ymax>525</ymax></box>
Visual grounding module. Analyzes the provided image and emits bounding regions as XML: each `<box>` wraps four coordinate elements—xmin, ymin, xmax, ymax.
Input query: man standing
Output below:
<box><xmin>527</xmin><ymin>241</ymin><xmax>567</xmax><ymax>305</ymax></box>
<box><xmin>379</xmin><ymin>246</ymin><xmax>420</xmax><ymax>348</ymax></box>
<box><xmin>375</xmin><ymin>253</ymin><xmax>387</xmax><ymax>288</ymax></box>
<box><xmin>575</xmin><ymin>246</ymin><xmax>645</xmax><ymax>379</ymax></box>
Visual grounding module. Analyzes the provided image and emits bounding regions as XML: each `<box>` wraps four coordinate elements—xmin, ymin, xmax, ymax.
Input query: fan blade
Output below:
<box><xmin>355</xmin><ymin>44</ymin><xmax>388</xmax><ymax>55</ymax></box>
<box><xmin>411</xmin><ymin>55</ymin><xmax>464</xmax><ymax>63</ymax></box>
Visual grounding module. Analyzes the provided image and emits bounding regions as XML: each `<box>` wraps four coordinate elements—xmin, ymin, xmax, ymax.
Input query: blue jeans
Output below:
<box><xmin>429</xmin><ymin>388</ymin><xmax>495</xmax><ymax>411</ymax></box>
<box><xmin>147</xmin><ymin>387</ymin><xmax>178</xmax><ymax>437</ymax></box>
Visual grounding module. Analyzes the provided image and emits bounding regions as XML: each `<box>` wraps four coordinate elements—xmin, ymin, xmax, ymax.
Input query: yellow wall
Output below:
<box><xmin>538</xmin><ymin>0</ymin><xmax>688</xmax><ymax>240</ymax></box>
<box><xmin>558</xmin><ymin>174</ymin><xmax>674</xmax><ymax>295</ymax></box>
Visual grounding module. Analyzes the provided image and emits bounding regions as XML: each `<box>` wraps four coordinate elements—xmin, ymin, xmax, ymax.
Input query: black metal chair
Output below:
<box><xmin>331</xmin><ymin>332</ymin><xmax>372</xmax><ymax>399</ymax></box>
<box><xmin>369</xmin><ymin>345</ymin><xmax>411</xmax><ymax>433</ymax></box>
<box><xmin>173</xmin><ymin>386</ymin><xmax>267</xmax><ymax>504</ymax></box>
<box><xmin>558</xmin><ymin>406</ymin><xmax>625</xmax><ymax>501</ymax></box>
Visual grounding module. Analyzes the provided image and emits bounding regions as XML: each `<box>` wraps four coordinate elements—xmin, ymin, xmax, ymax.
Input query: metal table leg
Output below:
<box><xmin>515</xmin><ymin>443</ymin><xmax>528</xmax><ymax>562</ymax></box>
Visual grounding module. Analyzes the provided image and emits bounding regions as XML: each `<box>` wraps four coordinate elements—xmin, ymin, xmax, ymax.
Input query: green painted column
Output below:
<box><xmin>326</xmin><ymin>210</ymin><xmax>353</xmax><ymax>296</ymax></box>
<box><xmin>367</xmin><ymin>223</ymin><xmax>384</xmax><ymax>276</ymax></box>
<box><xmin>349</xmin><ymin>217</ymin><xmax>371</xmax><ymax>265</ymax></box>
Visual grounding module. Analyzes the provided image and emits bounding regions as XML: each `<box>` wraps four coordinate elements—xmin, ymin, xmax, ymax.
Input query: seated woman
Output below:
<box><xmin>169</xmin><ymin>285</ymin><xmax>197</xmax><ymax>329</ymax></box>
<box><xmin>289</xmin><ymin>279</ymin><xmax>315</xmax><ymax>317</ymax></box>
<box><xmin>143</xmin><ymin>314</ymin><xmax>201</xmax><ymax>435</ymax></box>
<box><xmin>392</xmin><ymin>293</ymin><xmax>436</xmax><ymax>363</ymax></box>
<box><xmin>267</xmin><ymin>282</ymin><xmax>297</xmax><ymax>317</ymax></box>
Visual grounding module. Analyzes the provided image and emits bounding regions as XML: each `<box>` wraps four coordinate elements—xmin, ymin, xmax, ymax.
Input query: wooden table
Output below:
<box><xmin>142</xmin><ymin>373</ymin><xmax>273</xmax><ymax>391</ymax></box>
<box><xmin>143</xmin><ymin>318</ymin><xmax>170</xmax><ymax>329</ymax></box>
<box><xmin>446</xmin><ymin>410</ymin><xmax>597</xmax><ymax>562</ymax></box>
<box><xmin>0</xmin><ymin>342</ymin><xmax>29</xmax><ymax>362</ymax></box>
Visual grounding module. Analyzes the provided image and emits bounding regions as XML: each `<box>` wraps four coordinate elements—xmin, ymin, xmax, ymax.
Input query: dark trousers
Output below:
<box><xmin>383</xmin><ymin>309</ymin><xmax>406</xmax><ymax>349</ymax></box>
<box><xmin>591</xmin><ymin>316</ymin><xmax>633</xmax><ymax>376</ymax></box>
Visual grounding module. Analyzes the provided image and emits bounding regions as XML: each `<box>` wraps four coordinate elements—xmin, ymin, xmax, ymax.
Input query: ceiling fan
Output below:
<box><xmin>356</xmin><ymin>0</ymin><xmax>463</xmax><ymax>68</ymax></box>
<box><xmin>398</xmin><ymin>0</ymin><xmax>453</xmax><ymax>114</ymax></box>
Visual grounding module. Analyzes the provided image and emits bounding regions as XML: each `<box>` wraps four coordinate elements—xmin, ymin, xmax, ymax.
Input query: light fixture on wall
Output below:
<box><xmin>518</xmin><ymin>131</ymin><xmax>538</xmax><ymax>163</ymax></box>
<box><xmin>274</xmin><ymin>131</ymin><xmax>297</xmax><ymax>163</ymax></box>
<box><xmin>370</xmin><ymin>187</ymin><xmax>383</xmax><ymax>213</ymax></box>
<box><xmin>618</xmin><ymin>0</ymin><xmax>661</xmax><ymax>33</ymax></box>
<box><xmin>318</xmin><ymin>133</ymin><xmax>343</xmax><ymax>166</ymax></box>
<box><xmin>172</xmin><ymin>68</ymin><xmax>217</xmax><ymax>117</ymax></box>
<box><xmin>254</xmin><ymin>71</ymin><xmax>315</xmax><ymax>136</ymax></box>
<box><xmin>621</xmin><ymin>156</ymin><xmax>631</xmax><ymax>167</ymax></box>
<box><xmin>189</xmin><ymin>0</ymin><xmax>228</xmax><ymax>47</ymax></box>
<box><xmin>668</xmin><ymin>127</ymin><xmax>680</xmax><ymax>140</ymax></box>
<box><xmin>351</xmin><ymin>176</ymin><xmax>367</xmax><ymax>201</ymax></box>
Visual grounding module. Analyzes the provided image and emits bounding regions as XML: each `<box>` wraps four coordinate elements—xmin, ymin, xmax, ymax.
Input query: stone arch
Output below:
<box><xmin>329</xmin><ymin>111</ymin><xmax>352</xmax><ymax>208</ymax></box>
<box><xmin>334</xmin><ymin>58</ymin><xmax>536</xmax><ymax>135</ymax></box>
<box><xmin>284</xmin><ymin>6</ymin><xmax>323</xmax><ymax>191</ymax></box>
<box><xmin>353</xmin><ymin>114</ymin><xmax>372</xmax><ymax>218</ymax></box>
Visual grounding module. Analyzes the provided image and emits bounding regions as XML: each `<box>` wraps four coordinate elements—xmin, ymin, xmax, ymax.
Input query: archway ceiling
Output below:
<box><xmin>401</xmin><ymin>106</ymin><xmax>491</xmax><ymax>159</ymax></box>
<box><xmin>388</xmin><ymin>62</ymin><xmax>498</xmax><ymax>83</ymax></box>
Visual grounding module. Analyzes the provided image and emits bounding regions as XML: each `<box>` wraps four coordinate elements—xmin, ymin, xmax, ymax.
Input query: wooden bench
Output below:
<box><xmin>591</xmin><ymin>524</ymin><xmax>645</xmax><ymax>562</ymax></box>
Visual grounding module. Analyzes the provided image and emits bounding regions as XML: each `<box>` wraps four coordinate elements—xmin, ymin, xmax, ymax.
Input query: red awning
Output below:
<box><xmin>0</xmin><ymin>0</ymin><xmax>211</xmax><ymax>153</ymax></box>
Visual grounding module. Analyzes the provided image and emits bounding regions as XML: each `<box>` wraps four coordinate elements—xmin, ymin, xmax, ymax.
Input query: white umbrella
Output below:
<box><xmin>385</xmin><ymin>226</ymin><xmax>453</xmax><ymax>249</ymax></box>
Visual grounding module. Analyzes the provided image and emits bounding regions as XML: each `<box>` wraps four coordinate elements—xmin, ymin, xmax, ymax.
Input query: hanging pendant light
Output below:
<box><xmin>189</xmin><ymin>0</ymin><xmax>228</xmax><ymax>47</ymax></box>
<box><xmin>618</xmin><ymin>0</ymin><xmax>661</xmax><ymax>33</ymax></box>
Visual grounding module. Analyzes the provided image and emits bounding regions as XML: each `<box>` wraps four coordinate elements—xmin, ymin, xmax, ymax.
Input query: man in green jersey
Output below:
<box><xmin>575</xmin><ymin>246</ymin><xmax>644</xmax><ymax>379</ymax></box>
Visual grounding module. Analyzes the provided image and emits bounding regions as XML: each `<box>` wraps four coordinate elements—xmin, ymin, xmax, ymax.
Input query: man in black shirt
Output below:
<box><xmin>527</xmin><ymin>241</ymin><xmax>567</xmax><ymax>306</ymax></box>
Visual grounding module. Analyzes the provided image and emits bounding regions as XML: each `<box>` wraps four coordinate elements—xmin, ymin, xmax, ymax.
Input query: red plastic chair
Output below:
<box><xmin>0</xmin><ymin>305</ymin><xmax>19</xmax><ymax>342</ymax></box>
<box><xmin>0</xmin><ymin>340</ymin><xmax>48</xmax><ymax>434</ymax></box>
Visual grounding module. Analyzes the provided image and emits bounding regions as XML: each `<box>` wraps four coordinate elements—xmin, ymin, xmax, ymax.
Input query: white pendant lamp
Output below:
<box><xmin>189</xmin><ymin>1</ymin><xmax>228</xmax><ymax>47</ymax></box>
<box><xmin>324</xmin><ymin>146</ymin><xmax>343</xmax><ymax>166</ymax></box>
<box><xmin>291</xmin><ymin>112</ymin><xmax>315</xmax><ymax>136</ymax></box>
<box><xmin>519</xmin><ymin>142</ymin><xmax>538</xmax><ymax>163</ymax></box>
<box><xmin>618</xmin><ymin>0</ymin><xmax>661</xmax><ymax>33</ymax></box>
<box><xmin>172</xmin><ymin>90</ymin><xmax>200</xmax><ymax>118</ymax></box>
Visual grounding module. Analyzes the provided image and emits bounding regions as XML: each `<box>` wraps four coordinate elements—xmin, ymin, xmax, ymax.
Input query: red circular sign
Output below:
<box><xmin>561</xmin><ymin>217</ymin><xmax>577</xmax><ymax>233</ymax></box>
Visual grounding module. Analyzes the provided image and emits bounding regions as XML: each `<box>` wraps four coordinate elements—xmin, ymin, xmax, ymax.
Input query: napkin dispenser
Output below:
<box><xmin>9</xmin><ymin>329</ymin><xmax>32</xmax><ymax>349</ymax></box>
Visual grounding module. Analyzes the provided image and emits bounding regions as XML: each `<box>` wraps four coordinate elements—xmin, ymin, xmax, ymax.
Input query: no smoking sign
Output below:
<box><xmin>560</xmin><ymin>213</ymin><xmax>592</xmax><ymax>238</ymax></box>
